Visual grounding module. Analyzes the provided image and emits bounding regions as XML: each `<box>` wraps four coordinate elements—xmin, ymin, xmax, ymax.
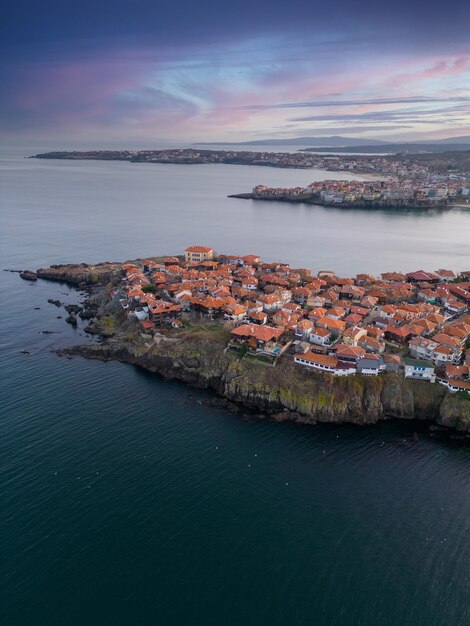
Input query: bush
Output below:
<box><xmin>238</xmin><ymin>342</ymin><xmax>248</xmax><ymax>357</ymax></box>
<box><xmin>142</xmin><ymin>284</ymin><xmax>157</xmax><ymax>294</ymax></box>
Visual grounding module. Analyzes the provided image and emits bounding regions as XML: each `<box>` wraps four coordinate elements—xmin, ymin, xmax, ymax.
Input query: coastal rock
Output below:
<box><xmin>20</xmin><ymin>270</ymin><xmax>37</xmax><ymax>281</ymax></box>
<box><xmin>65</xmin><ymin>313</ymin><xmax>78</xmax><ymax>327</ymax></box>
<box><xmin>64</xmin><ymin>304</ymin><xmax>83</xmax><ymax>315</ymax></box>
<box><xmin>230</xmin><ymin>192</ymin><xmax>448</xmax><ymax>210</ymax></box>
<box><xmin>78</xmin><ymin>307</ymin><xmax>98</xmax><ymax>320</ymax></box>
<box><xmin>62</xmin><ymin>334</ymin><xmax>470</xmax><ymax>433</ymax></box>
<box><xmin>47</xmin><ymin>299</ymin><xmax>62</xmax><ymax>307</ymax></box>
<box><xmin>37</xmin><ymin>262</ymin><xmax>121</xmax><ymax>286</ymax></box>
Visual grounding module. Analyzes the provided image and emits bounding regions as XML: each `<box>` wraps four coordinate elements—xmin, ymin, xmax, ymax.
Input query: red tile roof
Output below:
<box><xmin>185</xmin><ymin>246</ymin><xmax>213</xmax><ymax>253</ymax></box>
<box><xmin>231</xmin><ymin>324</ymin><xmax>283</xmax><ymax>342</ymax></box>
<box><xmin>295</xmin><ymin>351</ymin><xmax>338</xmax><ymax>368</ymax></box>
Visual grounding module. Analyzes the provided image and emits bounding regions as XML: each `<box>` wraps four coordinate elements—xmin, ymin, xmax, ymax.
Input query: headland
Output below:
<box><xmin>18</xmin><ymin>247</ymin><xmax>470</xmax><ymax>433</ymax></box>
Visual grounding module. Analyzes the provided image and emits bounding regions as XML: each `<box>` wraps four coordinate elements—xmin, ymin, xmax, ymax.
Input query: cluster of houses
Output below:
<box><xmin>252</xmin><ymin>178</ymin><xmax>469</xmax><ymax>206</ymax></box>
<box><xmin>116</xmin><ymin>246</ymin><xmax>470</xmax><ymax>395</ymax></box>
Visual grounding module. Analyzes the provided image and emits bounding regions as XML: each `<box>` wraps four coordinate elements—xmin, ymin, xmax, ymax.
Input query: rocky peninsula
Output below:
<box><xmin>229</xmin><ymin>191</ymin><xmax>448</xmax><ymax>210</ymax></box>
<box><xmin>19</xmin><ymin>260</ymin><xmax>470</xmax><ymax>434</ymax></box>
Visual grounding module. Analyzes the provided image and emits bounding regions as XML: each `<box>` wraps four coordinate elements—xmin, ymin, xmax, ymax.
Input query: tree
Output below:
<box><xmin>142</xmin><ymin>284</ymin><xmax>157</xmax><ymax>294</ymax></box>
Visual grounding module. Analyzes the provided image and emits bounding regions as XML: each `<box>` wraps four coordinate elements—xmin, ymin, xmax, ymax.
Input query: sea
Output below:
<box><xmin>1</xmin><ymin>148</ymin><xmax>470</xmax><ymax>625</ymax></box>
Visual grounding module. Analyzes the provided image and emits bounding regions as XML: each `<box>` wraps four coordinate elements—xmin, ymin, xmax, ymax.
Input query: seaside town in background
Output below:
<box><xmin>113</xmin><ymin>245</ymin><xmax>470</xmax><ymax>395</ymax></box>
<box><xmin>35</xmin><ymin>148</ymin><xmax>470</xmax><ymax>209</ymax></box>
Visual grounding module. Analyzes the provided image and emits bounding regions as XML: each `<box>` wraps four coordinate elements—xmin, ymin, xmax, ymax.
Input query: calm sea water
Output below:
<box><xmin>1</xmin><ymin>150</ymin><xmax>470</xmax><ymax>625</ymax></box>
<box><xmin>1</xmin><ymin>150</ymin><xmax>470</xmax><ymax>273</ymax></box>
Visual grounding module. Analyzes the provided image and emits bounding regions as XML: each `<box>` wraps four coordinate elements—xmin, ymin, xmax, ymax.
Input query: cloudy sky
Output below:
<box><xmin>1</xmin><ymin>0</ymin><xmax>470</xmax><ymax>145</ymax></box>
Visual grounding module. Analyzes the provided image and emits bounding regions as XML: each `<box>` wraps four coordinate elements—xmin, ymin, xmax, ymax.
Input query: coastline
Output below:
<box><xmin>31</xmin><ymin>151</ymin><xmax>387</xmax><ymax>179</ymax></box>
<box><xmin>60</xmin><ymin>335</ymin><xmax>470</xmax><ymax>433</ymax></box>
<box><xmin>228</xmin><ymin>192</ymin><xmax>448</xmax><ymax>210</ymax></box>
<box><xmin>19</xmin><ymin>264</ymin><xmax>470</xmax><ymax>435</ymax></box>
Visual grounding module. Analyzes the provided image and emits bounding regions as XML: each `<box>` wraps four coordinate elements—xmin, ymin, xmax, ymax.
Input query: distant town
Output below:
<box><xmin>33</xmin><ymin>147</ymin><xmax>470</xmax><ymax>177</ymax></box>
<box><xmin>66</xmin><ymin>245</ymin><xmax>470</xmax><ymax>395</ymax></box>
<box><xmin>34</xmin><ymin>148</ymin><xmax>470</xmax><ymax>209</ymax></box>
<box><xmin>233</xmin><ymin>177</ymin><xmax>470</xmax><ymax>209</ymax></box>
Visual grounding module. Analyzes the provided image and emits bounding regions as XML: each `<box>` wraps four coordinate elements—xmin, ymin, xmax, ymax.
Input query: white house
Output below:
<box><xmin>308</xmin><ymin>327</ymin><xmax>332</xmax><ymax>346</ymax></box>
<box><xmin>404</xmin><ymin>358</ymin><xmax>436</xmax><ymax>382</ymax></box>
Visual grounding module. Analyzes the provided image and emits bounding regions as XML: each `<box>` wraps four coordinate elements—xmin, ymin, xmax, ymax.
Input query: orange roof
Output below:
<box><xmin>311</xmin><ymin>327</ymin><xmax>331</xmax><ymax>337</ymax></box>
<box><xmin>414</xmin><ymin>319</ymin><xmax>436</xmax><ymax>331</ymax></box>
<box><xmin>258</xmin><ymin>293</ymin><xmax>282</xmax><ymax>304</ymax></box>
<box><xmin>327</xmin><ymin>307</ymin><xmax>346</xmax><ymax>317</ymax></box>
<box><xmin>248</xmin><ymin>311</ymin><xmax>267</xmax><ymax>321</ymax></box>
<box><xmin>344</xmin><ymin>313</ymin><xmax>363</xmax><ymax>324</ymax></box>
<box><xmin>185</xmin><ymin>246</ymin><xmax>213</xmax><ymax>253</ymax></box>
<box><xmin>317</xmin><ymin>316</ymin><xmax>346</xmax><ymax>331</ymax></box>
<box><xmin>434</xmin><ymin>345</ymin><xmax>453</xmax><ymax>355</ymax></box>
<box><xmin>384</xmin><ymin>325</ymin><xmax>410</xmax><ymax>337</ymax></box>
<box><xmin>445</xmin><ymin>324</ymin><xmax>470</xmax><ymax>339</ymax></box>
<box><xmin>361</xmin><ymin>336</ymin><xmax>383</xmax><ymax>349</ymax></box>
<box><xmin>384</xmin><ymin>354</ymin><xmax>401</xmax><ymax>364</ymax></box>
<box><xmin>446</xmin><ymin>379</ymin><xmax>470</xmax><ymax>390</ymax></box>
<box><xmin>191</xmin><ymin>296</ymin><xmax>225</xmax><ymax>309</ymax></box>
<box><xmin>343</xmin><ymin>326</ymin><xmax>365</xmax><ymax>337</ymax></box>
<box><xmin>231</xmin><ymin>324</ymin><xmax>283</xmax><ymax>342</ymax></box>
<box><xmin>336</xmin><ymin>344</ymin><xmax>365</xmax><ymax>358</ymax></box>
<box><xmin>295</xmin><ymin>351</ymin><xmax>338</xmax><ymax>368</ymax></box>
<box><xmin>432</xmin><ymin>333</ymin><xmax>461</xmax><ymax>348</ymax></box>
<box><xmin>225</xmin><ymin>305</ymin><xmax>247</xmax><ymax>316</ymax></box>
<box><xmin>446</xmin><ymin>364</ymin><xmax>469</xmax><ymax>378</ymax></box>
<box><xmin>308</xmin><ymin>307</ymin><xmax>328</xmax><ymax>318</ymax></box>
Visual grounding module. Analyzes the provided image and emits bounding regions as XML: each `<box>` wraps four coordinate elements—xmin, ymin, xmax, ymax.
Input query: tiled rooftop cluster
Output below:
<box><xmin>253</xmin><ymin>177</ymin><xmax>469</xmax><ymax>205</ymax></box>
<box><xmin>116</xmin><ymin>247</ymin><xmax>470</xmax><ymax>394</ymax></box>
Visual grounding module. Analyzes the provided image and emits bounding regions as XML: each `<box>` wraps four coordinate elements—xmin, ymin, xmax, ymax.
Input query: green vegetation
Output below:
<box><xmin>100</xmin><ymin>316</ymin><xmax>117</xmax><ymax>336</ymax></box>
<box><xmin>142</xmin><ymin>284</ymin><xmax>157</xmax><ymax>293</ymax></box>
<box><xmin>245</xmin><ymin>353</ymin><xmax>274</xmax><ymax>365</ymax></box>
<box><xmin>238</xmin><ymin>342</ymin><xmax>248</xmax><ymax>358</ymax></box>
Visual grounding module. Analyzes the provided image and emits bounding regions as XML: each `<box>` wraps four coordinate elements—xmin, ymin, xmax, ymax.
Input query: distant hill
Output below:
<box><xmin>195</xmin><ymin>135</ymin><xmax>470</xmax><ymax>150</ymax></box>
<box><xmin>418</xmin><ymin>135</ymin><xmax>470</xmax><ymax>145</ymax></box>
<box><xmin>194</xmin><ymin>136</ymin><xmax>386</xmax><ymax>148</ymax></box>
<box><xmin>302</xmin><ymin>143</ymin><xmax>470</xmax><ymax>154</ymax></box>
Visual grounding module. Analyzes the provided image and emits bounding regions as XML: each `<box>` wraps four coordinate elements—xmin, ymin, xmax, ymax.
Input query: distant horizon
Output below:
<box><xmin>5</xmin><ymin>132</ymin><xmax>470</xmax><ymax>156</ymax></box>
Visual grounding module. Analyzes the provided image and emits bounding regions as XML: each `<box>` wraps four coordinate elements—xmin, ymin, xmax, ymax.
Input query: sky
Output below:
<box><xmin>1</xmin><ymin>0</ymin><xmax>470</xmax><ymax>146</ymax></box>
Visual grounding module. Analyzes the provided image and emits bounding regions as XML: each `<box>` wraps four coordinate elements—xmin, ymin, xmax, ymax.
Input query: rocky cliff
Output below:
<box><xmin>30</xmin><ymin>263</ymin><xmax>470</xmax><ymax>433</ymax></box>
<box><xmin>36</xmin><ymin>262</ymin><xmax>121</xmax><ymax>286</ymax></box>
<box><xmin>63</xmin><ymin>327</ymin><xmax>470</xmax><ymax>432</ymax></box>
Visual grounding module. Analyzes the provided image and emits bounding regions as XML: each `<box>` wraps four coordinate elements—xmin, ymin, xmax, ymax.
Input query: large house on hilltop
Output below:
<box><xmin>184</xmin><ymin>246</ymin><xmax>214</xmax><ymax>263</ymax></box>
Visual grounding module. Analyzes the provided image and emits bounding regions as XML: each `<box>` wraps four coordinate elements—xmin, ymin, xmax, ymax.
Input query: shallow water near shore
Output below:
<box><xmin>1</xmin><ymin>149</ymin><xmax>470</xmax><ymax>625</ymax></box>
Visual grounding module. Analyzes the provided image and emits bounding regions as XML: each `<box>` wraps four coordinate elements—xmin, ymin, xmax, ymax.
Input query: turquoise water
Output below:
<box><xmin>1</xmin><ymin>151</ymin><xmax>470</xmax><ymax>625</ymax></box>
